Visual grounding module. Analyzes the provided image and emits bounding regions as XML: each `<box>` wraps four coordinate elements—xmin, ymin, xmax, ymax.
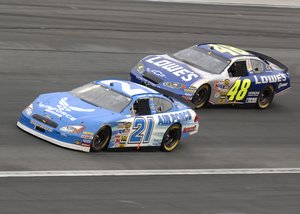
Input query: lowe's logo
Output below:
<box><xmin>146</xmin><ymin>56</ymin><xmax>199</xmax><ymax>82</ymax></box>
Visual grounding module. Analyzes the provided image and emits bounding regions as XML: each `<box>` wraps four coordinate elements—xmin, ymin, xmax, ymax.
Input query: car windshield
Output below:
<box><xmin>71</xmin><ymin>83</ymin><xmax>132</xmax><ymax>113</ymax></box>
<box><xmin>173</xmin><ymin>46</ymin><xmax>230</xmax><ymax>74</ymax></box>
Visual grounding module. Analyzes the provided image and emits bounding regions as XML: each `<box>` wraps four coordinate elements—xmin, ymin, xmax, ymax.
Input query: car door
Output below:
<box><xmin>211</xmin><ymin>59</ymin><xmax>252</xmax><ymax>104</ymax></box>
<box><xmin>113</xmin><ymin>97</ymin><xmax>156</xmax><ymax>148</ymax></box>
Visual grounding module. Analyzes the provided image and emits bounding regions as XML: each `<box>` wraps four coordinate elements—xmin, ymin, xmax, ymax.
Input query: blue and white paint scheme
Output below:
<box><xmin>130</xmin><ymin>43</ymin><xmax>291</xmax><ymax>108</ymax></box>
<box><xmin>17</xmin><ymin>79</ymin><xmax>199</xmax><ymax>152</ymax></box>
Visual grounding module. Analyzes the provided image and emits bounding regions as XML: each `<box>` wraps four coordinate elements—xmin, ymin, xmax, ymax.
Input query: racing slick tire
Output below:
<box><xmin>256</xmin><ymin>85</ymin><xmax>275</xmax><ymax>109</ymax></box>
<box><xmin>192</xmin><ymin>84</ymin><xmax>211</xmax><ymax>109</ymax></box>
<box><xmin>90</xmin><ymin>126</ymin><xmax>111</xmax><ymax>152</ymax></box>
<box><xmin>161</xmin><ymin>123</ymin><xmax>182</xmax><ymax>152</ymax></box>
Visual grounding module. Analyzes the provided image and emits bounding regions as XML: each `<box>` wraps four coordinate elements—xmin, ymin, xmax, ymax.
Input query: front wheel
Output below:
<box><xmin>161</xmin><ymin>124</ymin><xmax>182</xmax><ymax>152</ymax></box>
<box><xmin>192</xmin><ymin>84</ymin><xmax>211</xmax><ymax>109</ymax></box>
<box><xmin>90</xmin><ymin>126</ymin><xmax>111</xmax><ymax>152</ymax></box>
<box><xmin>256</xmin><ymin>85</ymin><xmax>275</xmax><ymax>109</ymax></box>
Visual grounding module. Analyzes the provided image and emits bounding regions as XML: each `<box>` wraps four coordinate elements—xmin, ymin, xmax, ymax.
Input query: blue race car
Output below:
<box><xmin>130</xmin><ymin>43</ymin><xmax>291</xmax><ymax>109</ymax></box>
<box><xmin>17</xmin><ymin>80</ymin><xmax>199</xmax><ymax>152</ymax></box>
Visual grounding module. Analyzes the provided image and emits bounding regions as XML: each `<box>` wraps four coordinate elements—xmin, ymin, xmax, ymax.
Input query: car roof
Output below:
<box><xmin>95</xmin><ymin>79</ymin><xmax>159</xmax><ymax>97</ymax></box>
<box><xmin>196</xmin><ymin>43</ymin><xmax>254</xmax><ymax>60</ymax></box>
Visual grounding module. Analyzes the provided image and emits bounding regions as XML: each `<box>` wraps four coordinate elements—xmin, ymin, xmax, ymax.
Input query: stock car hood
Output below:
<box><xmin>141</xmin><ymin>54</ymin><xmax>212</xmax><ymax>88</ymax></box>
<box><xmin>32</xmin><ymin>92</ymin><xmax>121</xmax><ymax>126</ymax></box>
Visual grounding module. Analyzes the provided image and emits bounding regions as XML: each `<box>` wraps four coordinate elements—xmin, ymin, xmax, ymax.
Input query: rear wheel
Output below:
<box><xmin>161</xmin><ymin>124</ymin><xmax>182</xmax><ymax>152</ymax></box>
<box><xmin>90</xmin><ymin>126</ymin><xmax>111</xmax><ymax>152</ymax></box>
<box><xmin>192</xmin><ymin>84</ymin><xmax>211</xmax><ymax>109</ymax></box>
<box><xmin>256</xmin><ymin>85</ymin><xmax>275</xmax><ymax>109</ymax></box>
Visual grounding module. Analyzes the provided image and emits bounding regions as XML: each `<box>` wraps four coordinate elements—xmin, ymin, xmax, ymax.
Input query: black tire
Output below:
<box><xmin>192</xmin><ymin>84</ymin><xmax>211</xmax><ymax>109</ymax></box>
<box><xmin>161</xmin><ymin>124</ymin><xmax>182</xmax><ymax>152</ymax></box>
<box><xmin>256</xmin><ymin>85</ymin><xmax>275</xmax><ymax>109</ymax></box>
<box><xmin>90</xmin><ymin>126</ymin><xmax>111</xmax><ymax>152</ymax></box>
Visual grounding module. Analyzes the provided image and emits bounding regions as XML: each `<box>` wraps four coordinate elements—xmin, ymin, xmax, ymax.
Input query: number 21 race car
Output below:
<box><xmin>17</xmin><ymin>80</ymin><xmax>199</xmax><ymax>152</ymax></box>
<box><xmin>130</xmin><ymin>43</ymin><xmax>291</xmax><ymax>109</ymax></box>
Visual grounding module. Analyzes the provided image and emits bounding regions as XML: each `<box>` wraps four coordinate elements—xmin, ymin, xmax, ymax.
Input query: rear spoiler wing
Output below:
<box><xmin>246</xmin><ymin>50</ymin><xmax>288</xmax><ymax>72</ymax></box>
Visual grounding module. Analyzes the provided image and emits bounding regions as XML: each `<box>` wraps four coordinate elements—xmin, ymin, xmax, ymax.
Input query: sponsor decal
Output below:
<box><xmin>83</xmin><ymin>139</ymin><xmax>92</xmax><ymax>143</ymax></box>
<box><xmin>158</xmin><ymin>111</ymin><xmax>192</xmax><ymax>125</ymax></box>
<box><xmin>125</xmin><ymin>122</ymin><xmax>131</xmax><ymax>129</ymax></box>
<box><xmin>163</xmin><ymin>82</ymin><xmax>186</xmax><ymax>89</ymax></box>
<box><xmin>214</xmin><ymin>79</ymin><xmax>231</xmax><ymax>98</ymax></box>
<box><xmin>146</xmin><ymin>56</ymin><xmax>199</xmax><ymax>82</ymax></box>
<box><xmin>121</xmin><ymin>135</ymin><xmax>128</xmax><ymax>141</ymax></box>
<box><xmin>74</xmin><ymin>140</ymin><xmax>82</xmax><ymax>145</ymax></box>
<box><xmin>183</xmin><ymin>125</ymin><xmax>197</xmax><ymax>133</ymax></box>
<box><xmin>30</xmin><ymin>119</ymin><xmax>53</xmax><ymax>132</ymax></box>
<box><xmin>182</xmin><ymin>95</ymin><xmax>192</xmax><ymax>100</ymax></box>
<box><xmin>83</xmin><ymin>131</ymin><xmax>94</xmax><ymax>135</ymax></box>
<box><xmin>122</xmin><ymin>128</ymin><xmax>130</xmax><ymax>134</ymax></box>
<box><xmin>117</xmin><ymin>122</ymin><xmax>131</xmax><ymax>129</ymax></box>
<box><xmin>146</xmin><ymin>68</ymin><xmax>166</xmax><ymax>77</ymax></box>
<box><xmin>208</xmin><ymin>44</ymin><xmax>250</xmax><ymax>56</ymax></box>
<box><xmin>74</xmin><ymin>140</ymin><xmax>91</xmax><ymax>147</ymax></box>
<box><xmin>278</xmin><ymin>82</ymin><xmax>288</xmax><ymax>89</ymax></box>
<box><xmin>247</xmin><ymin>91</ymin><xmax>260</xmax><ymax>97</ymax></box>
<box><xmin>219</xmin><ymin>98</ymin><xmax>225</xmax><ymax>103</ymax></box>
<box><xmin>246</xmin><ymin>97</ymin><xmax>258</xmax><ymax>104</ymax></box>
<box><xmin>38</xmin><ymin>97</ymin><xmax>95</xmax><ymax>121</ymax></box>
<box><xmin>61</xmin><ymin>133</ymin><xmax>68</xmax><ymax>137</ymax></box>
<box><xmin>184</xmin><ymin>88</ymin><xmax>197</xmax><ymax>93</ymax></box>
<box><xmin>81</xmin><ymin>134</ymin><xmax>93</xmax><ymax>140</ymax></box>
<box><xmin>254</xmin><ymin>74</ymin><xmax>287</xmax><ymax>84</ymax></box>
<box><xmin>152</xmin><ymin>138</ymin><xmax>162</xmax><ymax>146</ymax></box>
<box><xmin>114</xmin><ymin>133</ymin><xmax>121</xmax><ymax>143</ymax></box>
<box><xmin>246</xmin><ymin>59</ymin><xmax>252</xmax><ymax>71</ymax></box>
<box><xmin>81</xmin><ymin>142</ymin><xmax>90</xmax><ymax>147</ymax></box>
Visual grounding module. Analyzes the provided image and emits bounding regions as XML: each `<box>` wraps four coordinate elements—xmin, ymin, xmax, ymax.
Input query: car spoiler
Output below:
<box><xmin>146</xmin><ymin>85</ymin><xmax>196</xmax><ymax>109</ymax></box>
<box><xmin>246</xmin><ymin>50</ymin><xmax>288</xmax><ymax>72</ymax></box>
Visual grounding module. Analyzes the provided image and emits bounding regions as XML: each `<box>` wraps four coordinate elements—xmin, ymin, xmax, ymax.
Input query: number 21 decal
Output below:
<box><xmin>129</xmin><ymin>117</ymin><xmax>154</xmax><ymax>144</ymax></box>
<box><xmin>227</xmin><ymin>79</ymin><xmax>251</xmax><ymax>101</ymax></box>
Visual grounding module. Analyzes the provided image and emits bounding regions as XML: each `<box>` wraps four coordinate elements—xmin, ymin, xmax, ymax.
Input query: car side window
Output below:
<box><xmin>153</xmin><ymin>97</ymin><xmax>173</xmax><ymax>113</ymax></box>
<box><xmin>251</xmin><ymin>59</ymin><xmax>265</xmax><ymax>74</ymax></box>
<box><xmin>132</xmin><ymin>99</ymin><xmax>151</xmax><ymax>116</ymax></box>
<box><xmin>228</xmin><ymin>61</ymin><xmax>248</xmax><ymax>77</ymax></box>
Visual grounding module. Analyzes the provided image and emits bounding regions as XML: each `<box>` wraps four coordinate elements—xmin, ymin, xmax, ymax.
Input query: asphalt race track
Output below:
<box><xmin>0</xmin><ymin>0</ymin><xmax>299</xmax><ymax>213</ymax></box>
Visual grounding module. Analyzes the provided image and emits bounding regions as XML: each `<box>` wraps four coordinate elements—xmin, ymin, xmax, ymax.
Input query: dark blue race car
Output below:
<box><xmin>131</xmin><ymin>43</ymin><xmax>291</xmax><ymax>109</ymax></box>
<box><xmin>17</xmin><ymin>80</ymin><xmax>199</xmax><ymax>152</ymax></box>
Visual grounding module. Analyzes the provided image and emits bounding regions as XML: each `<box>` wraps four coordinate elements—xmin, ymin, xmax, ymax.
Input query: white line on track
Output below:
<box><xmin>147</xmin><ymin>0</ymin><xmax>300</xmax><ymax>8</ymax></box>
<box><xmin>1</xmin><ymin>168</ymin><xmax>300</xmax><ymax>178</ymax></box>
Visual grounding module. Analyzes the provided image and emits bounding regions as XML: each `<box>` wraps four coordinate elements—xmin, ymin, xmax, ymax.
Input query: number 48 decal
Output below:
<box><xmin>227</xmin><ymin>79</ymin><xmax>251</xmax><ymax>101</ymax></box>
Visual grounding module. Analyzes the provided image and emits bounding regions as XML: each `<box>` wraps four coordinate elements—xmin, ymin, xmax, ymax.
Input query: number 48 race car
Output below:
<box><xmin>130</xmin><ymin>43</ymin><xmax>291</xmax><ymax>109</ymax></box>
<box><xmin>17</xmin><ymin>80</ymin><xmax>199</xmax><ymax>152</ymax></box>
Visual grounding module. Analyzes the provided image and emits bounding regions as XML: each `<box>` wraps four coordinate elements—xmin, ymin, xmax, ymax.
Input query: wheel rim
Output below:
<box><xmin>259</xmin><ymin>87</ymin><xmax>273</xmax><ymax>108</ymax></box>
<box><xmin>192</xmin><ymin>86</ymin><xmax>209</xmax><ymax>107</ymax></box>
<box><xmin>92</xmin><ymin>129</ymin><xmax>110</xmax><ymax>149</ymax></box>
<box><xmin>164</xmin><ymin>128</ymin><xmax>180</xmax><ymax>150</ymax></box>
